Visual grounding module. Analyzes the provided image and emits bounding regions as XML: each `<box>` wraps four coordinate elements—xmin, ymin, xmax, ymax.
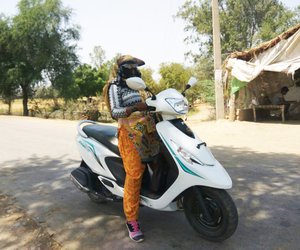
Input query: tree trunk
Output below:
<box><xmin>229</xmin><ymin>93</ymin><xmax>236</xmax><ymax>121</ymax></box>
<box><xmin>21</xmin><ymin>84</ymin><xmax>29</xmax><ymax>116</ymax></box>
<box><xmin>8</xmin><ymin>100</ymin><xmax>12</xmax><ymax>115</ymax></box>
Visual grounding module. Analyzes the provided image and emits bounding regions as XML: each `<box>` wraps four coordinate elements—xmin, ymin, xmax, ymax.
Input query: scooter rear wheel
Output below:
<box><xmin>183</xmin><ymin>186</ymin><xmax>238</xmax><ymax>242</ymax></box>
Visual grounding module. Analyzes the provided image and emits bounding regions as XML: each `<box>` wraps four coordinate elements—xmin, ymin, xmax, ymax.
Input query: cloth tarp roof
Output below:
<box><xmin>227</xmin><ymin>28</ymin><xmax>300</xmax><ymax>83</ymax></box>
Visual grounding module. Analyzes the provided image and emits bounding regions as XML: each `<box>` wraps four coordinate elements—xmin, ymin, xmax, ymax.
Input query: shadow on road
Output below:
<box><xmin>212</xmin><ymin>146</ymin><xmax>300</xmax><ymax>249</ymax></box>
<box><xmin>0</xmin><ymin>146</ymin><xmax>299</xmax><ymax>249</ymax></box>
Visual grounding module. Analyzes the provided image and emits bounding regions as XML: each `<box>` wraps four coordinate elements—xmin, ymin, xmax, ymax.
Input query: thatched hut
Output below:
<box><xmin>225</xmin><ymin>24</ymin><xmax>300</xmax><ymax>121</ymax></box>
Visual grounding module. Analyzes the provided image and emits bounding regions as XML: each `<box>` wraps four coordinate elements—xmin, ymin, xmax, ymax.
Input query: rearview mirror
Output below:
<box><xmin>126</xmin><ymin>77</ymin><xmax>157</xmax><ymax>100</ymax></box>
<box><xmin>182</xmin><ymin>77</ymin><xmax>198</xmax><ymax>96</ymax></box>
<box><xmin>126</xmin><ymin>77</ymin><xmax>146</xmax><ymax>91</ymax></box>
<box><xmin>187</xmin><ymin>77</ymin><xmax>197</xmax><ymax>87</ymax></box>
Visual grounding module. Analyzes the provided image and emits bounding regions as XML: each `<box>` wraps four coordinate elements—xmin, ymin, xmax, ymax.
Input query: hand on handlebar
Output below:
<box><xmin>126</xmin><ymin>102</ymin><xmax>148</xmax><ymax>116</ymax></box>
<box><xmin>135</xmin><ymin>102</ymin><xmax>148</xmax><ymax>111</ymax></box>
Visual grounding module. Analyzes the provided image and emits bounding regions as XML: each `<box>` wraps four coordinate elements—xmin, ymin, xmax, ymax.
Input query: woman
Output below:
<box><xmin>103</xmin><ymin>55</ymin><xmax>160</xmax><ymax>242</ymax></box>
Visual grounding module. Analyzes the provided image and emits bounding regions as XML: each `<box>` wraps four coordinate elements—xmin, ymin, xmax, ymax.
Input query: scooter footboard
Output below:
<box><xmin>138</xmin><ymin>175</ymin><xmax>193</xmax><ymax>210</ymax></box>
<box><xmin>139</xmin><ymin>161</ymin><xmax>232</xmax><ymax>211</ymax></box>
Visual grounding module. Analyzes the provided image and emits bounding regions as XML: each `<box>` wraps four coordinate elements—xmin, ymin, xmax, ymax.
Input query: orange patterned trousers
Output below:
<box><xmin>118</xmin><ymin>126</ymin><xmax>145</xmax><ymax>221</ymax></box>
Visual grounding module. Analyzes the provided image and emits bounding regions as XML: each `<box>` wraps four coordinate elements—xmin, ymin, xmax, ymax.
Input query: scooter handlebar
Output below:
<box><xmin>147</xmin><ymin>105</ymin><xmax>156</xmax><ymax>112</ymax></box>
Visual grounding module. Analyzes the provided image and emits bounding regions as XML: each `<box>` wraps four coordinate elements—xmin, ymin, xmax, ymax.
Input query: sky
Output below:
<box><xmin>0</xmin><ymin>0</ymin><xmax>299</xmax><ymax>77</ymax></box>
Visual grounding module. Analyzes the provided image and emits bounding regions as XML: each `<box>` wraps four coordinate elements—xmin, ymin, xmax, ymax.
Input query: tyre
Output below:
<box><xmin>183</xmin><ymin>186</ymin><xmax>238</xmax><ymax>242</ymax></box>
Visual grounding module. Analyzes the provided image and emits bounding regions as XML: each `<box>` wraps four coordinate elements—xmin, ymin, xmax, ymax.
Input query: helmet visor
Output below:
<box><xmin>121</xmin><ymin>64</ymin><xmax>141</xmax><ymax>79</ymax></box>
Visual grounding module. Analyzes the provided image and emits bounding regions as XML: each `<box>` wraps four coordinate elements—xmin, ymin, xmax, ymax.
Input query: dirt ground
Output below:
<box><xmin>0</xmin><ymin>193</ymin><xmax>61</xmax><ymax>250</ymax></box>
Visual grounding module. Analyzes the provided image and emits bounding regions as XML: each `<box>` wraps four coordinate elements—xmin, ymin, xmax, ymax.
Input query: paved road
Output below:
<box><xmin>0</xmin><ymin>116</ymin><xmax>299</xmax><ymax>250</ymax></box>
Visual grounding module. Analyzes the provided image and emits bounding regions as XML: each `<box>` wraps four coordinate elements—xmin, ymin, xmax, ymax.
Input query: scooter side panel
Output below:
<box><xmin>156</xmin><ymin>121</ymin><xmax>232</xmax><ymax>189</ymax></box>
<box><xmin>76</xmin><ymin>135</ymin><xmax>119</xmax><ymax>180</ymax></box>
<box><xmin>136</xmin><ymin>120</ymin><xmax>232</xmax><ymax>210</ymax></box>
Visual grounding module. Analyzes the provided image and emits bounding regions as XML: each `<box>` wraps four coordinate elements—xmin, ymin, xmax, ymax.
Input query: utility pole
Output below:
<box><xmin>212</xmin><ymin>0</ymin><xmax>225</xmax><ymax>119</ymax></box>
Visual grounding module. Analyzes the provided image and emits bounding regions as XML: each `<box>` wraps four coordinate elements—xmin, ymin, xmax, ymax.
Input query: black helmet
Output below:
<box><xmin>117</xmin><ymin>55</ymin><xmax>144</xmax><ymax>79</ymax></box>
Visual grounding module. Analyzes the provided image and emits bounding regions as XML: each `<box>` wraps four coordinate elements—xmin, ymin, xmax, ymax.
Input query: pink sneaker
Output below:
<box><xmin>126</xmin><ymin>220</ymin><xmax>144</xmax><ymax>242</ymax></box>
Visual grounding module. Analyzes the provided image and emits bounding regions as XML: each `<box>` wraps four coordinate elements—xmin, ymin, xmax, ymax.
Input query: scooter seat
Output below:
<box><xmin>82</xmin><ymin>124</ymin><xmax>120</xmax><ymax>156</ymax></box>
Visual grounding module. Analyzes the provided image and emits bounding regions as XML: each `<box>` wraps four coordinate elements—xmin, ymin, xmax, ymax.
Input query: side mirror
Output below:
<box><xmin>182</xmin><ymin>77</ymin><xmax>198</xmax><ymax>96</ymax></box>
<box><xmin>187</xmin><ymin>77</ymin><xmax>197</xmax><ymax>87</ymax></box>
<box><xmin>126</xmin><ymin>77</ymin><xmax>157</xmax><ymax>100</ymax></box>
<box><xmin>125</xmin><ymin>77</ymin><xmax>146</xmax><ymax>90</ymax></box>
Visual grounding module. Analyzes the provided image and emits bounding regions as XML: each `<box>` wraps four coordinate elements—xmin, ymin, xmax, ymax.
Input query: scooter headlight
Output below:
<box><xmin>165</xmin><ymin>98</ymin><xmax>188</xmax><ymax>114</ymax></box>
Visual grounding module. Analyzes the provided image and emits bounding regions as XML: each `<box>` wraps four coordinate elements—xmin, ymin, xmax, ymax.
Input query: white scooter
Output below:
<box><xmin>71</xmin><ymin>77</ymin><xmax>238</xmax><ymax>242</ymax></box>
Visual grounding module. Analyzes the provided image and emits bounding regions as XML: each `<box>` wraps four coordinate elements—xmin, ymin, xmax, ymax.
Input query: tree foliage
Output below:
<box><xmin>158</xmin><ymin>63</ymin><xmax>199</xmax><ymax>105</ymax></box>
<box><xmin>34</xmin><ymin>86</ymin><xmax>60</xmax><ymax>99</ymax></box>
<box><xmin>159</xmin><ymin>63</ymin><xmax>192</xmax><ymax>91</ymax></box>
<box><xmin>177</xmin><ymin>0</ymin><xmax>300</xmax><ymax>60</ymax></box>
<box><xmin>2</xmin><ymin>0</ymin><xmax>80</xmax><ymax>115</ymax></box>
<box><xmin>73</xmin><ymin>64</ymin><xmax>108</xmax><ymax>98</ymax></box>
<box><xmin>0</xmin><ymin>17</ymin><xmax>19</xmax><ymax>114</ymax></box>
<box><xmin>191</xmin><ymin>58</ymin><xmax>215</xmax><ymax>104</ymax></box>
<box><xmin>157</xmin><ymin>62</ymin><xmax>216</xmax><ymax>104</ymax></box>
<box><xmin>140</xmin><ymin>67</ymin><xmax>162</xmax><ymax>94</ymax></box>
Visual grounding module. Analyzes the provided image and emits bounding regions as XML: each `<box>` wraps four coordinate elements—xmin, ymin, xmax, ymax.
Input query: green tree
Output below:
<box><xmin>34</xmin><ymin>86</ymin><xmax>60</xmax><ymax>99</ymax></box>
<box><xmin>159</xmin><ymin>63</ymin><xmax>191</xmax><ymax>91</ymax></box>
<box><xmin>0</xmin><ymin>78</ymin><xmax>19</xmax><ymax>115</ymax></box>
<box><xmin>177</xmin><ymin>0</ymin><xmax>300</xmax><ymax>60</ymax></box>
<box><xmin>188</xmin><ymin>57</ymin><xmax>215</xmax><ymax>104</ymax></box>
<box><xmin>140</xmin><ymin>67</ymin><xmax>163</xmax><ymax>94</ymax></box>
<box><xmin>158</xmin><ymin>62</ymin><xmax>215</xmax><ymax>105</ymax></box>
<box><xmin>0</xmin><ymin>17</ymin><xmax>19</xmax><ymax>114</ymax></box>
<box><xmin>8</xmin><ymin>0</ymin><xmax>80</xmax><ymax>116</ymax></box>
<box><xmin>73</xmin><ymin>64</ymin><xmax>108</xmax><ymax>98</ymax></box>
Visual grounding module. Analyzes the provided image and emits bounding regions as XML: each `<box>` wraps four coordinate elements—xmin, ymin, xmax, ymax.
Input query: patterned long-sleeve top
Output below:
<box><xmin>109</xmin><ymin>79</ymin><xmax>143</xmax><ymax>119</ymax></box>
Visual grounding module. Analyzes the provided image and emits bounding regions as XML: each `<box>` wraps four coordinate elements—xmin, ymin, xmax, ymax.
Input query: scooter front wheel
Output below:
<box><xmin>183</xmin><ymin>186</ymin><xmax>238</xmax><ymax>242</ymax></box>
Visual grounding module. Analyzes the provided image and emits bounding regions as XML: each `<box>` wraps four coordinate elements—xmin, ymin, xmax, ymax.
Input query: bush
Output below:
<box><xmin>1</xmin><ymin>97</ymin><xmax>115</xmax><ymax>123</ymax></box>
